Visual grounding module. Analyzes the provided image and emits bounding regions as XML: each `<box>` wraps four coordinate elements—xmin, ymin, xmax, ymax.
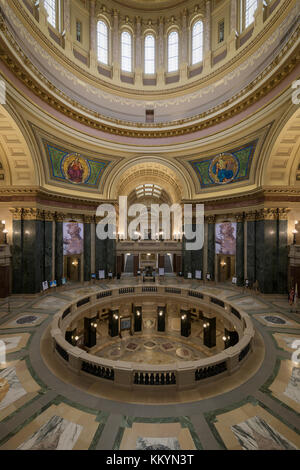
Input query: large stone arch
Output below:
<box><xmin>0</xmin><ymin>103</ymin><xmax>40</xmax><ymax>187</ymax></box>
<box><xmin>262</xmin><ymin>106</ymin><xmax>300</xmax><ymax>187</ymax></box>
<box><xmin>105</xmin><ymin>157</ymin><xmax>192</xmax><ymax>202</ymax></box>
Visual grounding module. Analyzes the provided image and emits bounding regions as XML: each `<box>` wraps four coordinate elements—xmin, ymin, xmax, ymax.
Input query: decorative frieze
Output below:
<box><xmin>10</xmin><ymin>208</ymin><xmax>23</xmax><ymax>220</ymax></box>
<box><xmin>22</xmin><ymin>208</ymin><xmax>44</xmax><ymax>221</ymax></box>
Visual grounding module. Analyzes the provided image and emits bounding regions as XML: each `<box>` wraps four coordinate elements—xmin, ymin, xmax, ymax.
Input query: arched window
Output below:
<box><xmin>44</xmin><ymin>0</ymin><xmax>59</xmax><ymax>29</ymax></box>
<box><xmin>97</xmin><ymin>20</ymin><xmax>108</xmax><ymax>65</ymax></box>
<box><xmin>192</xmin><ymin>20</ymin><xmax>203</xmax><ymax>65</ymax></box>
<box><xmin>121</xmin><ymin>31</ymin><xmax>132</xmax><ymax>73</ymax></box>
<box><xmin>244</xmin><ymin>0</ymin><xmax>258</xmax><ymax>28</ymax></box>
<box><xmin>168</xmin><ymin>31</ymin><xmax>179</xmax><ymax>73</ymax></box>
<box><xmin>144</xmin><ymin>34</ymin><xmax>156</xmax><ymax>74</ymax></box>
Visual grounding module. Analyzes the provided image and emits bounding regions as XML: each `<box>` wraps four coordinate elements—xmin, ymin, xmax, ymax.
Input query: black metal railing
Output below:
<box><xmin>231</xmin><ymin>307</ymin><xmax>241</xmax><ymax>320</ymax></box>
<box><xmin>165</xmin><ymin>287</ymin><xmax>181</xmax><ymax>294</ymax></box>
<box><xmin>239</xmin><ymin>343</ymin><xmax>250</xmax><ymax>362</ymax></box>
<box><xmin>195</xmin><ymin>362</ymin><xmax>227</xmax><ymax>381</ymax></box>
<box><xmin>55</xmin><ymin>342</ymin><xmax>69</xmax><ymax>362</ymax></box>
<box><xmin>210</xmin><ymin>297</ymin><xmax>225</xmax><ymax>308</ymax></box>
<box><xmin>81</xmin><ymin>362</ymin><xmax>114</xmax><ymax>380</ymax></box>
<box><xmin>119</xmin><ymin>287</ymin><xmax>135</xmax><ymax>294</ymax></box>
<box><xmin>134</xmin><ymin>371</ymin><xmax>176</xmax><ymax>385</ymax></box>
<box><xmin>188</xmin><ymin>290</ymin><xmax>203</xmax><ymax>299</ymax></box>
<box><xmin>97</xmin><ymin>291</ymin><xmax>112</xmax><ymax>299</ymax></box>
<box><xmin>77</xmin><ymin>297</ymin><xmax>90</xmax><ymax>308</ymax></box>
<box><xmin>142</xmin><ymin>286</ymin><xmax>157</xmax><ymax>292</ymax></box>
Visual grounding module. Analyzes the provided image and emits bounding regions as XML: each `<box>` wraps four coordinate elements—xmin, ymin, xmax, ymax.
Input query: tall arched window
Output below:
<box><xmin>192</xmin><ymin>20</ymin><xmax>203</xmax><ymax>65</ymax></box>
<box><xmin>121</xmin><ymin>31</ymin><xmax>132</xmax><ymax>73</ymax></box>
<box><xmin>244</xmin><ymin>0</ymin><xmax>258</xmax><ymax>28</ymax></box>
<box><xmin>44</xmin><ymin>0</ymin><xmax>58</xmax><ymax>29</ymax></box>
<box><xmin>97</xmin><ymin>20</ymin><xmax>108</xmax><ymax>65</ymax></box>
<box><xmin>168</xmin><ymin>31</ymin><xmax>179</xmax><ymax>73</ymax></box>
<box><xmin>144</xmin><ymin>34</ymin><xmax>155</xmax><ymax>74</ymax></box>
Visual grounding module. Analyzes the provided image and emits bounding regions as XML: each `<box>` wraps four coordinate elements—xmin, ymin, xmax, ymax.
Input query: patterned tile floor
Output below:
<box><xmin>0</xmin><ymin>278</ymin><xmax>299</xmax><ymax>450</ymax></box>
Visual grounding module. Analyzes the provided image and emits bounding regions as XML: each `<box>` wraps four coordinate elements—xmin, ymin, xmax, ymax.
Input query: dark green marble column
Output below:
<box><xmin>11</xmin><ymin>211</ymin><xmax>23</xmax><ymax>294</ymax></box>
<box><xmin>95</xmin><ymin>219</ymin><xmax>107</xmax><ymax>274</ymax></box>
<box><xmin>277</xmin><ymin>210</ymin><xmax>288</xmax><ymax>294</ymax></box>
<box><xmin>246</xmin><ymin>213</ymin><xmax>256</xmax><ymax>284</ymax></box>
<box><xmin>106</xmin><ymin>238</ymin><xmax>116</xmax><ymax>274</ymax></box>
<box><xmin>22</xmin><ymin>211</ymin><xmax>44</xmax><ymax>294</ymax></box>
<box><xmin>207</xmin><ymin>217</ymin><xmax>216</xmax><ymax>280</ymax></box>
<box><xmin>182</xmin><ymin>228</ymin><xmax>192</xmax><ymax>278</ymax></box>
<box><xmin>236</xmin><ymin>215</ymin><xmax>244</xmax><ymax>286</ymax></box>
<box><xmin>84</xmin><ymin>221</ymin><xmax>91</xmax><ymax>281</ymax></box>
<box><xmin>255</xmin><ymin>210</ymin><xmax>278</xmax><ymax>294</ymax></box>
<box><xmin>55</xmin><ymin>217</ymin><xmax>64</xmax><ymax>286</ymax></box>
<box><xmin>44</xmin><ymin>214</ymin><xmax>53</xmax><ymax>282</ymax></box>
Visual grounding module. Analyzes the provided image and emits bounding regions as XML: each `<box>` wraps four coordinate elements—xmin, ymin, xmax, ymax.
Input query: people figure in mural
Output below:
<box><xmin>67</xmin><ymin>157</ymin><xmax>84</xmax><ymax>183</ymax></box>
<box><xmin>212</xmin><ymin>157</ymin><xmax>235</xmax><ymax>183</ymax></box>
<box><xmin>215</xmin><ymin>222</ymin><xmax>236</xmax><ymax>255</ymax></box>
<box><xmin>63</xmin><ymin>223</ymin><xmax>83</xmax><ymax>255</ymax></box>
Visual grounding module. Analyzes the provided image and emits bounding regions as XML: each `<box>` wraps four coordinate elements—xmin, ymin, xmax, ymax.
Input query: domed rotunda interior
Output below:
<box><xmin>0</xmin><ymin>0</ymin><xmax>299</xmax><ymax>453</ymax></box>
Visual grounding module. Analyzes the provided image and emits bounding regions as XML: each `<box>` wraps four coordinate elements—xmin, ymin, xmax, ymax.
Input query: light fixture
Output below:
<box><xmin>136</xmin><ymin>311</ymin><xmax>141</xmax><ymax>317</ymax></box>
<box><xmin>292</xmin><ymin>228</ymin><xmax>298</xmax><ymax>245</ymax></box>
<box><xmin>74</xmin><ymin>336</ymin><xmax>79</xmax><ymax>342</ymax></box>
<box><xmin>72</xmin><ymin>259</ymin><xmax>79</xmax><ymax>267</ymax></box>
<box><xmin>114</xmin><ymin>314</ymin><xmax>119</xmax><ymax>320</ymax></box>
<box><xmin>159</xmin><ymin>311</ymin><xmax>163</xmax><ymax>316</ymax></box>
<box><xmin>181</xmin><ymin>315</ymin><xmax>186</xmax><ymax>320</ymax></box>
<box><xmin>1</xmin><ymin>220</ymin><xmax>5</xmax><ymax>225</ymax></box>
<box><xmin>222</xmin><ymin>336</ymin><xmax>227</xmax><ymax>341</ymax></box>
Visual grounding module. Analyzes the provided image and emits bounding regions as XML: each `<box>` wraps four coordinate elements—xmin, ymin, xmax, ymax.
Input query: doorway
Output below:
<box><xmin>64</xmin><ymin>255</ymin><xmax>81</xmax><ymax>282</ymax></box>
<box><xmin>217</xmin><ymin>255</ymin><xmax>235</xmax><ymax>282</ymax></box>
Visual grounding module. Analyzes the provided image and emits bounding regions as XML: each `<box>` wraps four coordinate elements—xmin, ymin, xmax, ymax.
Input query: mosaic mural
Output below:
<box><xmin>44</xmin><ymin>141</ymin><xmax>110</xmax><ymax>187</ymax></box>
<box><xmin>189</xmin><ymin>140</ymin><xmax>258</xmax><ymax>188</ymax></box>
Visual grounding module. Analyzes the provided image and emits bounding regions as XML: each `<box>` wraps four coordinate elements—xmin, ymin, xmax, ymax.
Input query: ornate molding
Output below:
<box><xmin>9</xmin><ymin>207</ymin><xmax>23</xmax><ymax>220</ymax></box>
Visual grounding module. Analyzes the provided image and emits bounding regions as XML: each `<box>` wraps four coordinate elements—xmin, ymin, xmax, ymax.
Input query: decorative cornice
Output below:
<box><xmin>234</xmin><ymin>213</ymin><xmax>244</xmax><ymax>223</ymax></box>
<box><xmin>9</xmin><ymin>207</ymin><xmax>23</xmax><ymax>220</ymax></box>
<box><xmin>244</xmin><ymin>211</ymin><xmax>257</xmax><ymax>221</ymax></box>
<box><xmin>0</xmin><ymin>2</ymin><xmax>299</xmax><ymax>138</ymax></box>
<box><xmin>256</xmin><ymin>208</ymin><xmax>279</xmax><ymax>220</ymax></box>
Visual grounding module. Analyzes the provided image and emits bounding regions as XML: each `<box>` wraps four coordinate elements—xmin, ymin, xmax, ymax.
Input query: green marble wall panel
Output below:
<box><xmin>84</xmin><ymin>223</ymin><xmax>91</xmax><ymax>281</ymax></box>
<box><xmin>277</xmin><ymin>220</ymin><xmax>288</xmax><ymax>294</ymax></box>
<box><xmin>255</xmin><ymin>220</ymin><xmax>278</xmax><ymax>293</ymax></box>
<box><xmin>55</xmin><ymin>221</ymin><xmax>63</xmax><ymax>286</ymax></box>
<box><xmin>207</xmin><ymin>223</ymin><xmax>215</xmax><ymax>280</ymax></box>
<box><xmin>44</xmin><ymin>221</ymin><xmax>53</xmax><ymax>282</ymax></box>
<box><xmin>247</xmin><ymin>220</ymin><xmax>256</xmax><ymax>283</ymax></box>
<box><xmin>236</xmin><ymin>222</ymin><xmax>244</xmax><ymax>286</ymax></box>
<box><xmin>106</xmin><ymin>239</ymin><xmax>116</xmax><ymax>274</ymax></box>
<box><xmin>22</xmin><ymin>220</ymin><xmax>44</xmax><ymax>294</ymax></box>
<box><xmin>11</xmin><ymin>220</ymin><xmax>23</xmax><ymax>294</ymax></box>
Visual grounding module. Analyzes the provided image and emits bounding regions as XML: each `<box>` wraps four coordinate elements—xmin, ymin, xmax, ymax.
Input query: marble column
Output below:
<box><xmin>255</xmin><ymin>209</ymin><xmax>278</xmax><ymax>293</ymax></box>
<box><xmin>10</xmin><ymin>209</ymin><xmax>23</xmax><ymax>294</ymax></box>
<box><xmin>55</xmin><ymin>213</ymin><xmax>64</xmax><ymax>286</ymax></box>
<box><xmin>246</xmin><ymin>212</ymin><xmax>256</xmax><ymax>284</ymax></box>
<box><xmin>277</xmin><ymin>209</ymin><xmax>289</xmax><ymax>294</ymax></box>
<box><xmin>95</xmin><ymin>218</ymin><xmax>107</xmax><ymax>273</ymax></box>
<box><xmin>84</xmin><ymin>216</ymin><xmax>92</xmax><ymax>282</ymax></box>
<box><xmin>207</xmin><ymin>216</ymin><xmax>216</xmax><ymax>280</ymax></box>
<box><xmin>182</xmin><ymin>227</ymin><xmax>192</xmax><ymax>278</ymax></box>
<box><xmin>44</xmin><ymin>211</ymin><xmax>54</xmax><ymax>282</ymax></box>
<box><xmin>228</xmin><ymin>0</ymin><xmax>238</xmax><ymax>54</ymax></box>
<box><xmin>22</xmin><ymin>209</ymin><xmax>44</xmax><ymax>294</ymax></box>
<box><xmin>106</xmin><ymin>231</ymin><xmax>116</xmax><ymax>275</ymax></box>
<box><xmin>235</xmin><ymin>213</ymin><xmax>244</xmax><ymax>286</ymax></box>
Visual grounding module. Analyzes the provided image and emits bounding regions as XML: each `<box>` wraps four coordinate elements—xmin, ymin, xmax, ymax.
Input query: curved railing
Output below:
<box><xmin>50</xmin><ymin>283</ymin><xmax>255</xmax><ymax>390</ymax></box>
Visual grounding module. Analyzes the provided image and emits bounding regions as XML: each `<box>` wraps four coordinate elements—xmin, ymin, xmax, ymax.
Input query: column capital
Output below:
<box><xmin>278</xmin><ymin>208</ymin><xmax>290</xmax><ymax>220</ymax></box>
<box><xmin>205</xmin><ymin>215</ymin><xmax>216</xmax><ymax>224</ymax></box>
<box><xmin>256</xmin><ymin>208</ymin><xmax>278</xmax><ymax>221</ymax></box>
<box><xmin>83</xmin><ymin>215</ymin><xmax>95</xmax><ymax>224</ymax></box>
<box><xmin>22</xmin><ymin>208</ymin><xmax>44</xmax><ymax>221</ymax></box>
<box><xmin>235</xmin><ymin>213</ymin><xmax>245</xmax><ymax>223</ymax></box>
<box><xmin>245</xmin><ymin>211</ymin><xmax>257</xmax><ymax>221</ymax></box>
<box><xmin>44</xmin><ymin>210</ymin><xmax>55</xmax><ymax>222</ymax></box>
<box><xmin>54</xmin><ymin>212</ymin><xmax>65</xmax><ymax>222</ymax></box>
<box><xmin>10</xmin><ymin>208</ymin><xmax>23</xmax><ymax>220</ymax></box>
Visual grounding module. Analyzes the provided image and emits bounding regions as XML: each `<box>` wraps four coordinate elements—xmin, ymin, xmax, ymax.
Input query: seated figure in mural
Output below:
<box><xmin>67</xmin><ymin>157</ymin><xmax>84</xmax><ymax>183</ymax></box>
<box><xmin>216</xmin><ymin>222</ymin><xmax>236</xmax><ymax>255</ymax></box>
<box><xmin>63</xmin><ymin>223</ymin><xmax>83</xmax><ymax>255</ymax></box>
<box><xmin>212</xmin><ymin>157</ymin><xmax>235</xmax><ymax>183</ymax></box>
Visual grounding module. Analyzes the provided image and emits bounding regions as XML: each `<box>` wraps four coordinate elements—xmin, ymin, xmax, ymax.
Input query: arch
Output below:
<box><xmin>0</xmin><ymin>104</ymin><xmax>39</xmax><ymax>187</ymax></box>
<box><xmin>105</xmin><ymin>157</ymin><xmax>192</xmax><ymax>202</ymax></box>
<box><xmin>121</xmin><ymin>30</ymin><xmax>133</xmax><ymax>72</ymax></box>
<box><xmin>167</xmin><ymin>30</ymin><xmax>179</xmax><ymax>73</ymax></box>
<box><xmin>262</xmin><ymin>107</ymin><xmax>300</xmax><ymax>186</ymax></box>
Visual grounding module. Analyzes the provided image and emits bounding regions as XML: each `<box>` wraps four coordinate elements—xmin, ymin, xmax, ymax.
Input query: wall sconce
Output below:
<box><xmin>136</xmin><ymin>311</ymin><xmax>141</xmax><ymax>317</ymax></box>
<box><xmin>91</xmin><ymin>322</ymin><xmax>97</xmax><ymax>328</ymax></box>
<box><xmin>203</xmin><ymin>322</ymin><xmax>209</xmax><ymax>328</ymax></box>
<box><xmin>74</xmin><ymin>336</ymin><xmax>79</xmax><ymax>342</ymax></box>
<box><xmin>72</xmin><ymin>259</ymin><xmax>79</xmax><ymax>267</ymax></box>
<box><xmin>220</xmin><ymin>260</ymin><xmax>227</xmax><ymax>268</ymax></box>
<box><xmin>181</xmin><ymin>314</ymin><xmax>186</xmax><ymax>320</ymax></box>
<box><xmin>114</xmin><ymin>314</ymin><xmax>119</xmax><ymax>320</ymax></box>
<box><xmin>159</xmin><ymin>311</ymin><xmax>163</xmax><ymax>316</ymax></box>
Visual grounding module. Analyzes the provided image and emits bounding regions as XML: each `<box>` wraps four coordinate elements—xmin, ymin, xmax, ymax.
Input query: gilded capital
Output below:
<box><xmin>22</xmin><ymin>208</ymin><xmax>44</xmax><ymax>221</ymax></box>
<box><xmin>205</xmin><ymin>215</ymin><xmax>216</xmax><ymax>224</ymax></box>
<box><xmin>278</xmin><ymin>208</ymin><xmax>290</xmax><ymax>220</ymax></box>
<box><xmin>10</xmin><ymin>208</ymin><xmax>23</xmax><ymax>220</ymax></box>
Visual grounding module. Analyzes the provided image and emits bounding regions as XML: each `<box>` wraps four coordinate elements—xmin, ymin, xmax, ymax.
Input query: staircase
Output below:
<box><xmin>124</xmin><ymin>254</ymin><xmax>134</xmax><ymax>274</ymax></box>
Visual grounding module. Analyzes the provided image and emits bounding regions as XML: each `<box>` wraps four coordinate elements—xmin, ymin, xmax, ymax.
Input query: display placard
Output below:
<box><xmin>187</xmin><ymin>272</ymin><xmax>192</xmax><ymax>279</ymax></box>
<box><xmin>195</xmin><ymin>270</ymin><xmax>202</xmax><ymax>280</ymax></box>
<box><xmin>49</xmin><ymin>280</ymin><xmax>57</xmax><ymax>288</ymax></box>
<box><xmin>98</xmin><ymin>270</ymin><xmax>105</xmax><ymax>279</ymax></box>
<box><xmin>120</xmin><ymin>317</ymin><xmax>131</xmax><ymax>331</ymax></box>
<box><xmin>159</xmin><ymin>268</ymin><xmax>165</xmax><ymax>276</ymax></box>
<box><xmin>232</xmin><ymin>276</ymin><xmax>237</xmax><ymax>284</ymax></box>
<box><xmin>206</xmin><ymin>273</ymin><xmax>211</xmax><ymax>281</ymax></box>
<box><xmin>91</xmin><ymin>273</ymin><xmax>96</xmax><ymax>279</ymax></box>
<box><xmin>61</xmin><ymin>277</ymin><xmax>67</xmax><ymax>285</ymax></box>
<box><xmin>42</xmin><ymin>281</ymin><xmax>49</xmax><ymax>291</ymax></box>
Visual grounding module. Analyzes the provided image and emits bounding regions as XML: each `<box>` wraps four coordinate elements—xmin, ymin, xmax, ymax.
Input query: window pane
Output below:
<box><xmin>97</xmin><ymin>21</ymin><xmax>108</xmax><ymax>65</ymax></box>
<box><xmin>121</xmin><ymin>31</ymin><xmax>132</xmax><ymax>72</ymax></box>
<box><xmin>44</xmin><ymin>0</ymin><xmax>57</xmax><ymax>28</ymax></box>
<box><xmin>192</xmin><ymin>21</ymin><xmax>203</xmax><ymax>65</ymax></box>
<box><xmin>168</xmin><ymin>31</ymin><xmax>179</xmax><ymax>73</ymax></box>
<box><xmin>245</xmin><ymin>0</ymin><xmax>258</xmax><ymax>28</ymax></box>
<box><xmin>144</xmin><ymin>34</ymin><xmax>155</xmax><ymax>74</ymax></box>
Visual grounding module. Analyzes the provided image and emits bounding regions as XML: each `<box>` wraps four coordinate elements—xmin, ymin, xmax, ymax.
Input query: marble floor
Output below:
<box><xmin>0</xmin><ymin>278</ymin><xmax>299</xmax><ymax>450</ymax></box>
